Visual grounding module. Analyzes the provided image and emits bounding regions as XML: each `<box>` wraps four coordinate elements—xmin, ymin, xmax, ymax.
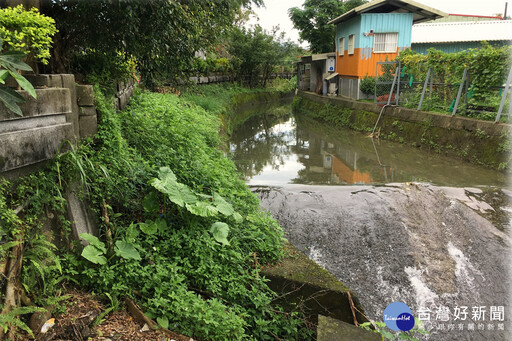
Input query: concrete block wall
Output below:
<box><xmin>115</xmin><ymin>79</ymin><xmax>135</xmax><ymax>111</ymax></box>
<box><xmin>0</xmin><ymin>74</ymin><xmax>98</xmax><ymax>177</ymax></box>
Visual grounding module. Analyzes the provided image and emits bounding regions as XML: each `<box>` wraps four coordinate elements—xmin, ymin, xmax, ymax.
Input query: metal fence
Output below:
<box><xmin>374</xmin><ymin>62</ymin><xmax>511</xmax><ymax>123</ymax></box>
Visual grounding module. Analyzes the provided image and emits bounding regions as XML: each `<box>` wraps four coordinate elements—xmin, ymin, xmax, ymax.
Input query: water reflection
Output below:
<box><xmin>229</xmin><ymin>104</ymin><xmax>508</xmax><ymax>188</ymax></box>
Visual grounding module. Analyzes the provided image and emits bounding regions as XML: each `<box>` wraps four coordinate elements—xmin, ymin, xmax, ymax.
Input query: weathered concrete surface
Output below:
<box><xmin>0</xmin><ymin>123</ymin><xmax>73</xmax><ymax>172</ymax></box>
<box><xmin>79</xmin><ymin>115</ymin><xmax>98</xmax><ymax>139</ymax></box>
<box><xmin>317</xmin><ymin>315</ymin><xmax>381</xmax><ymax>341</ymax></box>
<box><xmin>76</xmin><ymin>84</ymin><xmax>95</xmax><ymax>106</ymax></box>
<box><xmin>0</xmin><ymin>88</ymin><xmax>74</xmax><ymax>173</ymax></box>
<box><xmin>256</xmin><ymin>183</ymin><xmax>511</xmax><ymax>340</ymax></box>
<box><xmin>66</xmin><ymin>184</ymin><xmax>98</xmax><ymax>242</ymax></box>
<box><xmin>262</xmin><ymin>243</ymin><xmax>367</xmax><ymax>325</ymax></box>
<box><xmin>0</xmin><ymin>113</ymin><xmax>67</xmax><ymax>134</ymax></box>
<box><xmin>294</xmin><ymin>91</ymin><xmax>512</xmax><ymax>170</ymax></box>
<box><xmin>62</xmin><ymin>74</ymin><xmax>80</xmax><ymax>137</ymax></box>
<box><xmin>0</xmin><ymin>88</ymin><xmax>71</xmax><ymax>120</ymax></box>
<box><xmin>298</xmin><ymin>91</ymin><xmax>511</xmax><ymax>137</ymax></box>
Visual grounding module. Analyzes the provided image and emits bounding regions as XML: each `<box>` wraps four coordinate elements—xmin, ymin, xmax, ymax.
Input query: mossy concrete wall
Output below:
<box><xmin>261</xmin><ymin>243</ymin><xmax>368</xmax><ymax>327</ymax></box>
<box><xmin>294</xmin><ymin>91</ymin><xmax>512</xmax><ymax>171</ymax></box>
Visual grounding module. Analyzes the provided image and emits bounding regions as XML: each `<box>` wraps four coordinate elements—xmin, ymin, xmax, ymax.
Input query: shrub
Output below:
<box><xmin>360</xmin><ymin>75</ymin><xmax>376</xmax><ymax>96</ymax></box>
<box><xmin>0</xmin><ymin>5</ymin><xmax>57</xmax><ymax>64</ymax></box>
<box><xmin>71</xmin><ymin>49</ymin><xmax>137</xmax><ymax>87</ymax></box>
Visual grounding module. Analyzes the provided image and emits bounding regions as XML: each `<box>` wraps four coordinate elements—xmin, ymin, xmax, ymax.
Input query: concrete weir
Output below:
<box><xmin>255</xmin><ymin>183</ymin><xmax>511</xmax><ymax>340</ymax></box>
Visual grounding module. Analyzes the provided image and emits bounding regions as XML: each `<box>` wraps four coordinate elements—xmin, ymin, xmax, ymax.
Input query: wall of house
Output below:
<box><xmin>336</xmin><ymin>13</ymin><xmax>413</xmax><ymax>78</ymax></box>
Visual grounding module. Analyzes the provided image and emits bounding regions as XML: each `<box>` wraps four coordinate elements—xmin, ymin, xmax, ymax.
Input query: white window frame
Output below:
<box><xmin>373</xmin><ymin>32</ymin><xmax>398</xmax><ymax>53</ymax></box>
<box><xmin>338</xmin><ymin>37</ymin><xmax>345</xmax><ymax>55</ymax></box>
<box><xmin>348</xmin><ymin>34</ymin><xmax>355</xmax><ymax>55</ymax></box>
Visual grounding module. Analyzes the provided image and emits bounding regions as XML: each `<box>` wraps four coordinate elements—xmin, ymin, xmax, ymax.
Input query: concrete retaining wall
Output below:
<box><xmin>0</xmin><ymin>74</ymin><xmax>98</xmax><ymax>178</ymax></box>
<box><xmin>294</xmin><ymin>91</ymin><xmax>512</xmax><ymax>170</ymax></box>
<box><xmin>114</xmin><ymin>79</ymin><xmax>136</xmax><ymax>111</ymax></box>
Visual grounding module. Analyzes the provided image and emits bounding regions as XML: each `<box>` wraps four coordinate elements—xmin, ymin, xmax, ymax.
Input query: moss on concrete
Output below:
<box><xmin>293</xmin><ymin>92</ymin><xmax>512</xmax><ymax>171</ymax></box>
<box><xmin>317</xmin><ymin>315</ymin><xmax>383</xmax><ymax>341</ymax></box>
<box><xmin>261</xmin><ymin>243</ymin><xmax>367</xmax><ymax>326</ymax></box>
<box><xmin>262</xmin><ymin>242</ymin><xmax>350</xmax><ymax>293</ymax></box>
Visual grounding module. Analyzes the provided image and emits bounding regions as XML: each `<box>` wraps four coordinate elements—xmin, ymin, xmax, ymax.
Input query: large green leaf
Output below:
<box><xmin>0</xmin><ymin>51</ymin><xmax>33</xmax><ymax>71</ymax></box>
<box><xmin>81</xmin><ymin>245</ymin><xmax>107</xmax><ymax>265</ymax></box>
<box><xmin>0</xmin><ymin>86</ymin><xmax>25</xmax><ymax>116</ymax></box>
<box><xmin>150</xmin><ymin>167</ymin><xmax>177</xmax><ymax>193</ymax></box>
<box><xmin>150</xmin><ymin>167</ymin><xmax>197</xmax><ymax>207</ymax></box>
<box><xmin>115</xmin><ymin>240</ymin><xmax>141</xmax><ymax>260</ymax></box>
<box><xmin>139</xmin><ymin>221</ymin><xmax>157</xmax><ymax>235</ymax></box>
<box><xmin>186</xmin><ymin>201</ymin><xmax>218</xmax><ymax>217</ymax></box>
<box><xmin>168</xmin><ymin>182</ymin><xmax>197</xmax><ymax>207</ymax></box>
<box><xmin>232</xmin><ymin>212</ymin><xmax>243</xmax><ymax>223</ymax></box>
<box><xmin>210</xmin><ymin>222</ymin><xmax>230</xmax><ymax>246</ymax></box>
<box><xmin>154</xmin><ymin>218</ymin><xmax>167</xmax><ymax>233</ymax></box>
<box><xmin>9</xmin><ymin>70</ymin><xmax>36</xmax><ymax>98</ymax></box>
<box><xmin>80</xmin><ymin>233</ymin><xmax>107</xmax><ymax>253</ymax></box>
<box><xmin>125</xmin><ymin>222</ymin><xmax>140</xmax><ymax>242</ymax></box>
<box><xmin>213</xmin><ymin>192</ymin><xmax>234</xmax><ymax>216</ymax></box>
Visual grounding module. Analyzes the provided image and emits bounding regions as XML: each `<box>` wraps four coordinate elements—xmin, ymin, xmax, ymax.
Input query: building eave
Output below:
<box><xmin>328</xmin><ymin>0</ymin><xmax>447</xmax><ymax>25</ymax></box>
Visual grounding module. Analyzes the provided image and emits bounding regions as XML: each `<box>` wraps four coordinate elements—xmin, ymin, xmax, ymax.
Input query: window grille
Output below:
<box><xmin>373</xmin><ymin>33</ymin><xmax>398</xmax><ymax>53</ymax></box>
<box><xmin>348</xmin><ymin>34</ymin><xmax>355</xmax><ymax>54</ymax></box>
<box><xmin>339</xmin><ymin>37</ymin><xmax>345</xmax><ymax>55</ymax></box>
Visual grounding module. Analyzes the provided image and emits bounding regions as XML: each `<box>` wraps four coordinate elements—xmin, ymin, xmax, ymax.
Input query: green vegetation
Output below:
<box><xmin>1</xmin><ymin>85</ymin><xmax>310</xmax><ymax>339</ymax></box>
<box><xmin>0</xmin><ymin>6</ymin><xmax>57</xmax><ymax>116</ymax></box>
<box><xmin>359</xmin><ymin>319</ymin><xmax>429</xmax><ymax>341</ymax></box>
<box><xmin>0</xmin><ymin>5</ymin><xmax>57</xmax><ymax>65</ymax></box>
<box><xmin>180</xmin><ymin>81</ymin><xmax>295</xmax><ymax>136</ymax></box>
<box><xmin>228</xmin><ymin>25</ymin><xmax>303</xmax><ymax>87</ymax></box>
<box><xmin>360</xmin><ymin>75</ymin><xmax>376</xmax><ymax>96</ymax></box>
<box><xmin>397</xmin><ymin>45</ymin><xmax>511</xmax><ymax>120</ymax></box>
<box><xmin>0</xmin><ymin>49</ymin><xmax>37</xmax><ymax>116</ymax></box>
<box><xmin>42</xmin><ymin>0</ymin><xmax>263</xmax><ymax>87</ymax></box>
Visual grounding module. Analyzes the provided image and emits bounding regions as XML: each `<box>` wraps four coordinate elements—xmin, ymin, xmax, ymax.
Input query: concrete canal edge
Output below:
<box><xmin>293</xmin><ymin>91</ymin><xmax>512</xmax><ymax>171</ymax></box>
<box><xmin>261</xmin><ymin>243</ymin><xmax>378</xmax><ymax>339</ymax></box>
<box><xmin>317</xmin><ymin>315</ymin><xmax>382</xmax><ymax>341</ymax></box>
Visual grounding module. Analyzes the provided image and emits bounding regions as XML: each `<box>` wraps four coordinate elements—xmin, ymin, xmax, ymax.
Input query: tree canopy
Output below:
<box><xmin>289</xmin><ymin>0</ymin><xmax>366</xmax><ymax>53</ymax></box>
<box><xmin>40</xmin><ymin>0</ymin><xmax>262</xmax><ymax>87</ymax></box>
<box><xmin>228</xmin><ymin>25</ymin><xmax>302</xmax><ymax>87</ymax></box>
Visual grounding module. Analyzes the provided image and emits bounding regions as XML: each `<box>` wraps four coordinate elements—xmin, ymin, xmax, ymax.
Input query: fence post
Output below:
<box><xmin>396</xmin><ymin>62</ymin><xmax>401</xmax><ymax>105</ymax></box>
<box><xmin>388</xmin><ymin>67</ymin><xmax>399</xmax><ymax>105</ymax></box>
<box><xmin>418</xmin><ymin>68</ymin><xmax>432</xmax><ymax>111</ymax></box>
<box><xmin>452</xmin><ymin>68</ymin><xmax>468</xmax><ymax>117</ymax></box>
<box><xmin>496</xmin><ymin>67</ymin><xmax>512</xmax><ymax>123</ymax></box>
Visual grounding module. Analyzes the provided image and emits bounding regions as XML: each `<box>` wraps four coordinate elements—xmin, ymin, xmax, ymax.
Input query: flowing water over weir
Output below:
<box><xmin>229</xmin><ymin>102</ymin><xmax>511</xmax><ymax>340</ymax></box>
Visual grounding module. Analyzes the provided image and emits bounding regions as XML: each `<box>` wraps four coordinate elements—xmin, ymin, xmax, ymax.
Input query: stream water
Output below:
<box><xmin>229</xmin><ymin>101</ymin><xmax>511</xmax><ymax>340</ymax></box>
<box><xmin>229</xmin><ymin>103</ymin><xmax>508</xmax><ymax>188</ymax></box>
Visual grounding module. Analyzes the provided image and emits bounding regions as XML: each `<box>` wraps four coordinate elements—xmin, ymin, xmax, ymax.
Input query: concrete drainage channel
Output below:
<box><xmin>261</xmin><ymin>243</ymin><xmax>379</xmax><ymax>340</ymax></box>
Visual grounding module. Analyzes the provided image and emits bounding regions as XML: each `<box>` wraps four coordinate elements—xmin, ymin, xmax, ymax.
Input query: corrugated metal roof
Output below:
<box><xmin>328</xmin><ymin>0</ymin><xmax>447</xmax><ymax>25</ymax></box>
<box><xmin>412</xmin><ymin>20</ymin><xmax>512</xmax><ymax>43</ymax></box>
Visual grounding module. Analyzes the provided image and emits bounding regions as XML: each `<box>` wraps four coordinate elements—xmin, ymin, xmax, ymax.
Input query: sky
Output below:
<box><xmin>247</xmin><ymin>0</ymin><xmax>510</xmax><ymax>48</ymax></box>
